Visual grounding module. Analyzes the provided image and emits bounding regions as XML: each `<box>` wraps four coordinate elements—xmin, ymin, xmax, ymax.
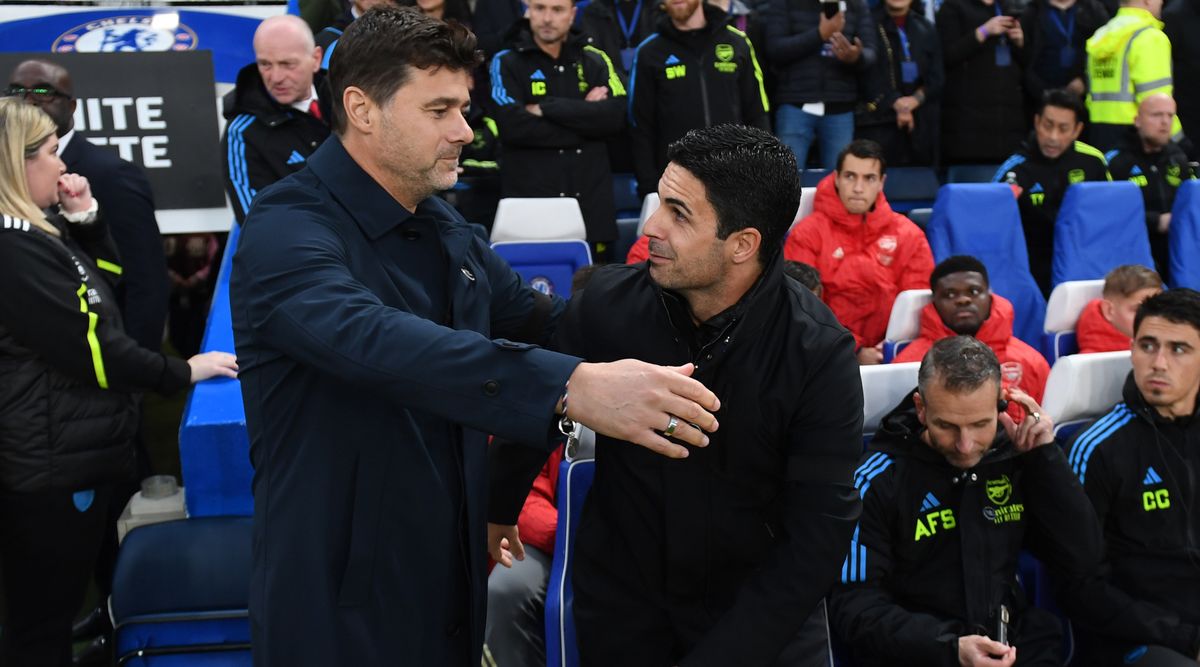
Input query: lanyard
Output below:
<box><xmin>616</xmin><ymin>0</ymin><xmax>644</xmax><ymax>46</ymax></box>
<box><xmin>896</xmin><ymin>25</ymin><xmax>913</xmax><ymax>61</ymax></box>
<box><xmin>1049</xmin><ymin>6</ymin><xmax>1075</xmax><ymax>42</ymax></box>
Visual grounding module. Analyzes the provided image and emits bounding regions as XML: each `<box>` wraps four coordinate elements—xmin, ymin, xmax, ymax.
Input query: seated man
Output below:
<box><xmin>1076</xmin><ymin>264</ymin><xmax>1163</xmax><ymax>354</ymax></box>
<box><xmin>993</xmin><ymin>88</ymin><xmax>1110</xmax><ymax>295</ymax></box>
<box><xmin>784</xmin><ymin>260</ymin><xmax>823</xmax><ymax>298</ymax></box>
<box><xmin>894</xmin><ymin>256</ymin><xmax>1050</xmax><ymax>418</ymax></box>
<box><xmin>1065</xmin><ymin>289</ymin><xmax>1200</xmax><ymax>666</ymax></box>
<box><xmin>785</xmin><ymin>139</ymin><xmax>934</xmax><ymax>365</ymax></box>
<box><xmin>830</xmin><ymin>336</ymin><xmax>1101</xmax><ymax>667</ymax></box>
<box><xmin>1105</xmin><ymin>94</ymin><xmax>1198</xmax><ymax>283</ymax></box>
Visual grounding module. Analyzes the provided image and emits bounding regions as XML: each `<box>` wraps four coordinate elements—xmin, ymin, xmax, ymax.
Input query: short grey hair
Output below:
<box><xmin>917</xmin><ymin>336</ymin><xmax>1001</xmax><ymax>396</ymax></box>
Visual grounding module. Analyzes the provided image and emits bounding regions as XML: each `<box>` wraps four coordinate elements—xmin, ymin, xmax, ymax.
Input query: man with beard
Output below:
<box><xmin>992</xmin><ymin>88</ymin><xmax>1111</xmax><ymax>295</ymax></box>
<box><xmin>627</xmin><ymin>0</ymin><xmax>770</xmax><ymax>197</ymax></box>
<box><xmin>489</xmin><ymin>124</ymin><xmax>864</xmax><ymax>667</ymax></box>
<box><xmin>894</xmin><ymin>255</ymin><xmax>1050</xmax><ymax>421</ymax></box>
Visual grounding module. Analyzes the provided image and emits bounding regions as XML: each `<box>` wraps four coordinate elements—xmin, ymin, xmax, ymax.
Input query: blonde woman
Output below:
<box><xmin>0</xmin><ymin>98</ymin><xmax>237</xmax><ymax>665</ymax></box>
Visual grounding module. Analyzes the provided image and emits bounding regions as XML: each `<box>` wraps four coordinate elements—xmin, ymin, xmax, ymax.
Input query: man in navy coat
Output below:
<box><xmin>230</xmin><ymin>8</ymin><xmax>720</xmax><ymax>666</ymax></box>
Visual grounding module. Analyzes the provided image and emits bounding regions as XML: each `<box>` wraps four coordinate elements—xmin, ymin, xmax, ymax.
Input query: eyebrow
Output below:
<box><xmin>663</xmin><ymin>196</ymin><xmax>692</xmax><ymax>215</ymax></box>
<box><xmin>424</xmin><ymin>97</ymin><xmax>469</xmax><ymax>108</ymax></box>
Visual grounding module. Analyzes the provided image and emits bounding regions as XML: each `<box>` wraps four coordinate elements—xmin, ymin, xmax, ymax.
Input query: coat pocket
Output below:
<box><xmin>337</xmin><ymin>451</ymin><xmax>384</xmax><ymax>607</ymax></box>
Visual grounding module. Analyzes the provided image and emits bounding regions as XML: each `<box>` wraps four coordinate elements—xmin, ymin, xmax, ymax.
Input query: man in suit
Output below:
<box><xmin>8</xmin><ymin>59</ymin><xmax>168</xmax><ymax>354</ymax></box>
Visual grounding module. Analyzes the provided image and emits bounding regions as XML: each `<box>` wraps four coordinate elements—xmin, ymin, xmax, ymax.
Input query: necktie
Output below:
<box><xmin>308</xmin><ymin>99</ymin><xmax>323</xmax><ymax>122</ymax></box>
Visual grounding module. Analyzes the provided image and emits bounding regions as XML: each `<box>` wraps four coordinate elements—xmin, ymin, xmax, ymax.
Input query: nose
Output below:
<box><xmin>449</xmin><ymin>110</ymin><xmax>474</xmax><ymax>145</ymax></box>
<box><xmin>642</xmin><ymin>207</ymin><xmax>665</xmax><ymax>238</ymax></box>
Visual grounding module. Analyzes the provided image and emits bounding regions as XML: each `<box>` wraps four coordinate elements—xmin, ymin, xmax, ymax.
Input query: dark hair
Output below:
<box><xmin>835</xmin><ymin>138</ymin><xmax>887</xmax><ymax>175</ymax></box>
<box><xmin>930</xmin><ymin>255</ymin><xmax>989</xmax><ymax>291</ymax></box>
<box><xmin>917</xmin><ymin>336</ymin><xmax>1001</xmax><ymax>396</ymax></box>
<box><xmin>1103</xmin><ymin>264</ymin><xmax>1163</xmax><ymax>298</ymax></box>
<box><xmin>1134</xmin><ymin>288</ymin><xmax>1200</xmax><ymax>338</ymax></box>
<box><xmin>1037</xmin><ymin>88</ymin><xmax>1086</xmax><ymax>124</ymax></box>
<box><xmin>328</xmin><ymin>6</ymin><xmax>482</xmax><ymax>134</ymax></box>
<box><xmin>783</xmin><ymin>260</ymin><xmax>822</xmax><ymax>292</ymax></box>
<box><xmin>665</xmin><ymin>124</ymin><xmax>800</xmax><ymax>266</ymax></box>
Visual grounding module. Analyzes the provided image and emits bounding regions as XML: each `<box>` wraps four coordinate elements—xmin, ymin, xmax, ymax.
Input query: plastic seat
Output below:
<box><xmin>1169</xmin><ymin>180</ymin><xmax>1200</xmax><ymax>289</ymax></box>
<box><xmin>1041</xmin><ymin>280</ymin><xmax>1104</xmax><ymax>363</ymax></box>
<box><xmin>1040</xmin><ymin>350</ymin><xmax>1131</xmax><ymax>440</ymax></box>
<box><xmin>925</xmin><ymin>183</ymin><xmax>1046</xmax><ymax>346</ymax></box>
<box><xmin>491</xmin><ymin>198</ymin><xmax>587</xmax><ymax>243</ymax></box>
<box><xmin>860</xmin><ymin>362</ymin><xmax>920</xmax><ymax>445</ymax></box>
<box><xmin>111</xmin><ymin>518</ymin><xmax>253</xmax><ymax>666</ymax></box>
<box><xmin>1052</xmin><ymin>182</ymin><xmax>1153</xmax><ymax>287</ymax></box>
<box><xmin>544</xmin><ymin>458</ymin><xmax>595</xmax><ymax>667</ymax></box>
<box><xmin>491</xmin><ymin>240</ymin><xmax>592</xmax><ymax>298</ymax></box>
<box><xmin>882</xmin><ymin>166</ymin><xmax>940</xmax><ymax>213</ymax></box>
<box><xmin>882</xmin><ymin>289</ymin><xmax>932</xmax><ymax>363</ymax></box>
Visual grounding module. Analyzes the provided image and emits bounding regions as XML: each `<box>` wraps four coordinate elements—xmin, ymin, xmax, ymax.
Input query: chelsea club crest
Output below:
<box><xmin>53</xmin><ymin>16</ymin><xmax>198</xmax><ymax>53</ymax></box>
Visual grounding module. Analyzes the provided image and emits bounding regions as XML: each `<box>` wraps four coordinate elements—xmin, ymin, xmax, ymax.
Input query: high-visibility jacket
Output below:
<box><xmin>1085</xmin><ymin>7</ymin><xmax>1182</xmax><ymax>138</ymax></box>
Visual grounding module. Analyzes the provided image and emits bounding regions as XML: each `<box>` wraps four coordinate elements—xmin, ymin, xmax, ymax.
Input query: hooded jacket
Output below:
<box><xmin>1086</xmin><ymin>7</ymin><xmax>1180</xmax><ymax>135</ymax></box>
<box><xmin>220</xmin><ymin>64</ymin><xmax>332</xmax><ymax>223</ymax></box>
<box><xmin>490</xmin><ymin>22</ymin><xmax>627</xmax><ymax>243</ymax></box>
<box><xmin>783</xmin><ymin>173</ymin><xmax>934</xmax><ymax>349</ymax></box>
<box><xmin>1062</xmin><ymin>373</ymin><xmax>1200</xmax><ymax>661</ymax></box>
<box><xmin>893</xmin><ymin>296</ymin><xmax>1050</xmax><ymax>413</ymax></box>
<box><xmin>628</xmin><ymin>3</ymin><xmax>770</xmax><ymax>196</ymax></box>
<box><xmin>1075</xmin><ymin>298</ymin><xmax>1132</xmax><ymax>354</ymax></box>
<box><xmin>829</xmin><ymin>394</ymin><xmax>1102</xmax><ymax>666</ymax></box>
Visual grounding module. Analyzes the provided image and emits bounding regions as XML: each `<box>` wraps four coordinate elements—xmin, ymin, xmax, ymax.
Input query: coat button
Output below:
<box><xmin>558</xmin><ymin>149</ymin><xmax>564</xmax><ymax>155</ymax></box>
<box><xmin>483</xmin><ymin>380</ymin><xmax>500</xmax><ymax>396</ymax></box>
<box><xmin>576</xmin><ymin>149</ymin><xmax>582</xmax><ymax>155</ymax></box>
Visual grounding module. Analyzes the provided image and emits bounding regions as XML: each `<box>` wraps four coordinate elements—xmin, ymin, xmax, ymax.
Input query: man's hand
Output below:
<box><xmin>57</xmin><ymin>173</ymin><xmax>94</xmax><ymax>214</ymax></box>
<box><xmin>187</xmin><ymin>351</ymin><xmax>239</xmax><ymax>383</ymax></box>
<box><xmin>1067</xmin><ymin>76</ymin><xmax>1086</xmax><ymax>96</ymax></box>
<box><xmin>1005</xmin><ymin>20</ymin><xmax>1024</xmax><ymax>47</ymax></box>
<box><xmin>856</xmin><ymin>343</ymin><xmax>884</xmax><ymax>365</ymax></box>
<box><xmin>958</xmin><ymin>635</ymin><xmax>1016</xmax><ymax>666</ymax></box>
<box><xmin>584</xmin><ymin>86</ymin><xmax>609</xmax><ymax>102</ymax></box>
<box><xmin>488</xmin><ymin>523</ymin><xmax>524</xmax><ymax>568</ymax></box>
<box><xmin>998</xmin><ymin>387</ymin><xmax>1055</xmax><ymax>452</ymax></box>
<box><xmin>830</xmin><ymin>33</ymin><xmax>864</xmax><ymax>63</ymax></box>
<box><xmin>896</xmin><ymin>110</ymin><xmax>916</xmax><ymax>131</ymax></box>
<box><xmin>977</xmin><ymin>15</ymin><xmax>1014</xmax><ymax>41</ymax></box>
<box><xmin>1158</xmin><ymin>212</ymin><xmax>1172</xmax><ymax>234</ymax></box>
<box><xmin>819</xmin><ymin>10</ymin><xmax>846</xmax><ymax>41</ymax></box>
<box><xmin>525</xmin><ymin>104</ymin><xmax>543</xmax><ymax>117</ymax></box>
<box><xmin>565</xmin><ymin>360</ymin><xmax>720</xmax><ymax>459</ymax></box>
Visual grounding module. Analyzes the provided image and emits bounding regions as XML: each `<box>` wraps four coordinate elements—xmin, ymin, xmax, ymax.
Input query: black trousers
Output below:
<box><xmin>0</xmin><ymin>486</ymin><xmax>113</xmax><ymax>667</ymax></box>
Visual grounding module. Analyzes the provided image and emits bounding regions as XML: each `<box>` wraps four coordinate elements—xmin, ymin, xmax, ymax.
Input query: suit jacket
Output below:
<box><xmin>62</xmin><ymin>132</ymin><xmax>168</xmax><ymax>353</ymax></box>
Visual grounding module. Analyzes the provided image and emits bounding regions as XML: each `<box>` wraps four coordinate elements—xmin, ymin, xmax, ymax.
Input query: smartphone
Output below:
<box><xmin>995</xmin><ymin>605</ymin><xmax>1010</xmax><ymax>646</ymax></box>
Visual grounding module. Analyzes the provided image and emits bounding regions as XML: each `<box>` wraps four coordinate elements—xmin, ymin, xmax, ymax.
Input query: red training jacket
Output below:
<box><xmin>1075</xmin><ymin>298</ymin><xmax>1133</xmax><ymax>354</ymax></box>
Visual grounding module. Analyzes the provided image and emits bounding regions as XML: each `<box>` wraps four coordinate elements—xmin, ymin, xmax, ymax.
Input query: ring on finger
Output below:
<box><xmin>664</xmin><ymin>415</ymin><xmax>679</xmax><ymax>438</ymax></box>
<box><xmin>1031</xmin><ymin>412</ymin><xmax>1041</xmax><ymax>423</ymax></box>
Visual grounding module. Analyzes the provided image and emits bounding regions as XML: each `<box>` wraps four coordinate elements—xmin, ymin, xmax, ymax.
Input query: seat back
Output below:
<box><xmin>490</xmin><ymin>240</ymin><xmax>592</xmax><ymax>298</ymax></box>
<box><xmin>1052</xmin><ymin>181</ymin><xmax>1153</xmax><ymax>287</ymax></box>
<box><xmin>1169</xmin><ymin>179</ymin><xmax>1200</xmax><ymax>289</ymax></box>
<box><xmin>947</xmin><ymin>164</ymin><xmax>1002</xmax><ymax>184</ymax></box>
<box><xmin>926</xmin><ymin>183</ymin><xmax>1046</xmax><ymax>345</ymax></box>
<box><xmin>545</xmin><ymin>459</ymin><xmax>596</xmax><ymax>667</ymax></box>
<box><xmin>1041</xmin><ymin>279</ymin><xmax>1104</xmax><ymax>362</ymax></box>
<box><xmin>1041</xmin><ymin>351</ymin><xmax>1131</xmax><ymax>438</ymax></box>
<box><xmin>882</xmin><ymin>166</ymin><xmax>940</xmax><ymax>212</ymax></box>
<box><xmin>491</xmin><ymin>198</ymin><xmax>587</xmax><ymax>243</ymax></box>
<box><xmin>882</xmin><ymin>289</ymin><xmax>932</xmax><ymax>363</ymax></box>
<box><xmin>860</xmin><ymin>362</ymin><xmax>920</xmax><ymax>443</ymax></box>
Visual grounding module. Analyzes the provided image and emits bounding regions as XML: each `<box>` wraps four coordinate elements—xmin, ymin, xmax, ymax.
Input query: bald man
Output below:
<box><xmin>1106</xmin><ymin>94</ymin><xmax>1197</xmax><ymax>282</ymax></box>
<box><xmin>221</xmin><ymin>14</ymin><xmax>331</xmax><ymax>223</ymax></box>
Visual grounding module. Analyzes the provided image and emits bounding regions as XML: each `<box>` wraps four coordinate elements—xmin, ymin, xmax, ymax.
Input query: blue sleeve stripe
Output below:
<box><xmin>321</xmin><ymin>38</ymin><xmax>337</xmax><ymax>70</ymax></box>
<box><xmin>992</xmin><ymin>154</ymin><xmax>1026</xmax><ymax>182</ymax></box>
<box><xmin>226</xmin><ymin>114</ymin><xmax>257</xmax><ymax>214</ymax></box>
<box><xmin>1068</xmin><ymin>404</ymin><xmax>1133</xmax><ymax>484</ymax></box>
<box><xmin>627</xmin><ymin>33</ymin><xmax>658</xmax><ymax>127</ymax></box>
<box><xmin>490</xmin><ymin>51</ymin><xmax>515</xmax><ymax>106</ymax></box>
<box><xmin>841</xmin><ymin>453</ymin><xmax>894</xmax><ymax>583</ymax></box>
<box><xmin>1105</xmin><ymin>149</ymin><xmax>1121</xmax><ymax>163</ymax></box>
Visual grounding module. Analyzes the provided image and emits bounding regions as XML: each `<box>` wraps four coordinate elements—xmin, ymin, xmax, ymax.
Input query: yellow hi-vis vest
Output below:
<box><xmin>1086</xmin><ymin>7</ymin><xmax>1183</xmax><ymax>138</ymax></box>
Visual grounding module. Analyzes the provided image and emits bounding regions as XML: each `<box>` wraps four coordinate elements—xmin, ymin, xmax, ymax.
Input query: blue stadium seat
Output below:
<box><xmin>111</xmin><ymin>518</ymin><xmax>252</xmax><ymax>666</ymax></box>
<box><xmin>925</xmin><ymin>183</ymin><xmax>1047</xmax><ymax>346</ymax></box>
<box><xmin>801</xmin><ymin>168</ymin><xmax>829</xmax><ymax>187</ymax></box>
<box><xmin>1041</xmin><ymin>280</ymin><xmax>1104</xmax><ymax>363</ymax></box>
<box><xmin>882</xmin><ymin>166</ymin><xmax>940</xmax><ymax>213</ymax></box>
<box><xmin>1040</xmin><ymin>350</ymin><xmax>1130</xmax><ymax>441</ymax></box>
<box><xmin>491</xmin><ymin>240</ymin><xmax>592</xmax><ymax>298</ymax></box>
<box><xmin>178</xmin><ymin>223</ymin><xmax>252</xmax><ymax>517</ymax></box>
<box><xmin>881</xmin><ymin>289</ymin><xmax>931</xmax><ymax>363</ymax></box>
<box><xmin>946</xmin><ymin>164</ymin><xmax>1002</xmax><ymax>184</ymax></box>
<box><xmin>1052</xmin><ymin>181</ymin><xmax>1153</xmax><ymax>287</ymax></box>
<box><xmin>545</xmin><ymin>458</ymin><xmax>596</xmax><ymax>667</ymax></box>
<box><xmin>1169</xmin><ymin>180</ymin><xmax>1200</xmax><ymax>289</ymax></box>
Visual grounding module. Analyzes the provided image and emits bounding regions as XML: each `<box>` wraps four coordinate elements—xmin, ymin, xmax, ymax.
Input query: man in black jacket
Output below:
<box><xmin>993</xmin><ymin>88</ymin><xmax>1110</xmax><ymax>295</ymax></box>
<box><xmin>491</xmin><ymin>0</ymin><xmax>627</xmax><ymax>259</ymax></box>
<box><xmin>830</xmin><ymin>335</ymin><xmax>1102</xmax><ymax>667</ymax></box>
<box><xmin>628</xmin><ymin>0</ymin><xmax>770</xmax><ymax>197</ymax></box>
<box><xmin>221</xmin><ymin>14</ymin><xmax>330</xmax><ymax>223</ymax></box>
<box><xmin>489</xmin><ymin>124</ymin><xmax>863</xmax><ymax>666</ymax></box>
<box><xmin>581</xmin><ymin>0</ymin><xmax>662</xmax><ymax>75</ymax></box>
<box><xmin>1065</xmin><ymin>289</ymin><xmax>1200</xmax><ymax>666</ymax></box>
<box><xmin>1106</xmin><ymin>94</ymin><xmax>1198</xmax><ymax>283</ymax></box>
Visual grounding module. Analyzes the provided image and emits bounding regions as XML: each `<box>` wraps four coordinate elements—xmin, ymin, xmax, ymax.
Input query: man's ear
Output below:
<box><xmin>1100</xmin><ymin>298</ymin><xmax>1117</xmax><ymax>324</ymax></box>
<box><xmin>729</xmin><ymin>227</ymin><xmax>762</xmax><ymax>265</ymax></box>
<box><xmin>913</xmin><ymin>390</ymin><xmax>926</xmax><ymax>425</ymax></box>
<box><xmin>312</xmin><ymin>46</ymin><xmax>324</xmax><ymax>73</ymax></box>
<box><xmin>342</xmin><ymin>86</ymin><xmax>375</xmax><ymax>134</ymax></box>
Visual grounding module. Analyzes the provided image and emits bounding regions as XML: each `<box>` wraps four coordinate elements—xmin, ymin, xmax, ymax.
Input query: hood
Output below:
<box><xmin>812</xmin><ymin>172</ymin><xmax>898</xmax><ymax>231</ymax></box>
<box><xmin>505</xmin><ymin>19</ymin><xmax>594</xmax><ymax>54</ymax></box>
<box><xmin>915</xmin><ymin>294</ymin><xmax>1017</xmax><ymax>356</ymax></box>
<box><xmin>1121</xmin><ymin>369</ymin><xmax>1200</xmax><ymax>426</ymax></box>
<box><xmin>872</xmin><ymin>391</ymin><xmax>1018</xmax><ymax>468</ymax></box>
<box><xmin>655</xmin><ymin>2</ymin><xmax>729</xmax><ymax>40</ymax></box>
<box><xmin>1087</xmin><ymin>7</ymin><xmax>1163</xmax><ymax>60</ymax></box>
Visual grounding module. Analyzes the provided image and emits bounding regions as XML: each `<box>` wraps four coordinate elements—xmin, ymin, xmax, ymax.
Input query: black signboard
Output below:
<box><xmin>0</xmin><ymin>50</ymin><xmax>225</xmax><ymax>210</ymax></box>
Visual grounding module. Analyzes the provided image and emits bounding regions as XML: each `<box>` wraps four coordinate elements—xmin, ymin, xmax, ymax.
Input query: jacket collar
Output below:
<box><xmin>915</xmin><ymin>295</ymin><xmax>1017</xmax><ymax>356</ymax></box>
<box><xmin>1122</xmin><ymin>371</ymin><xmax>1200</xmax><ymax>427</ymax></box>
<box><xmin>655</xmin><ymin>2</ymin><xmax>729</xmax><ymax>41</ymax></box>
<box><xmin>223</xmin><ymin>63</ymin><xmax>331</xmax><ymax>124</ymax></box>
<box><xmin>812</xmin><ymin>171</ymin><xmax>899</xmax><ymax>231</ymax></box>
<box><xmin>306</xmin><ymin>137</ymin><xmax>432</xmax><ymax>241</ymax></box>
<box><xmin>506</xmin><ymin>20</ymin><xmax>592</xmax><ymax>56</ymax></box>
